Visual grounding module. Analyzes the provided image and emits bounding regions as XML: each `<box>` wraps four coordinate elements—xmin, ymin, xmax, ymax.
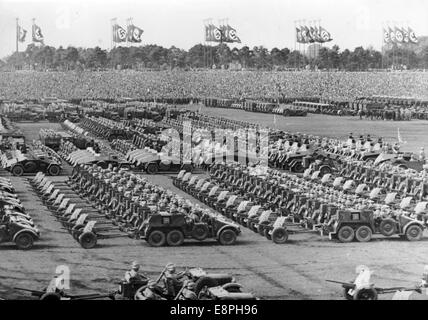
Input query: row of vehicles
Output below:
<box><xmin>0</xmin><ymin>177</ymin><xmax>40</xmax><ymax>250</ymax></box>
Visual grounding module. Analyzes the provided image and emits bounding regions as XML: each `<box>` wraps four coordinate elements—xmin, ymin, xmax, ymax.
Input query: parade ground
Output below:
<box><xmin>1</xmin><ymin>111</ymin><xmax>427</xmax><ymax>300</ymax></box>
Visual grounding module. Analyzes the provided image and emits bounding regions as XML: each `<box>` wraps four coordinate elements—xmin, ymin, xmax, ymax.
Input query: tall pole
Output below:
<box><xmin>16</xmin><ymin>18</ymin><xmax>19</xmax><ymax>53</ymax></box>
<box><xmin>32</xmin><ymin>18</ymin><xmax>35</xmax><ymax>45</ymax></box>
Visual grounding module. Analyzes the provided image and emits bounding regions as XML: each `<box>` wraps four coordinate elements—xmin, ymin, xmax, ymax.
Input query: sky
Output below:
<box><xmin>0</xmin><ymin>0</ymin><xmax>427</xmax><ymax>58</ymax></box>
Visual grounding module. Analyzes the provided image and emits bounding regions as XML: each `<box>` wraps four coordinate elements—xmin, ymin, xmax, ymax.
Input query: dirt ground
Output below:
<box><xmin>1</xmin><ymin>115</ymin><xmax>427</xmax><ymax>300</ymax></box>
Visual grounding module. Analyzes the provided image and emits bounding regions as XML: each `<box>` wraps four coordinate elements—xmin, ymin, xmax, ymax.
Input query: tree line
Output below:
<box><xmin>4</xmin><ymin>41</ymin><xmax>428</xmax><ymax>71</ymax></box>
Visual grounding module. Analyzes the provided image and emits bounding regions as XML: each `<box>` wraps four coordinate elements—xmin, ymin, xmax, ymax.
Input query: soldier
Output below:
<box><xmin>124</xmin><ymin>262</ymin><xmax>144</xmax><ymax>283</ymax></box>
<box><xmin>163</xmin><ymin>263</ymin><xmax>186</xmax><ymax>297</ymax></box>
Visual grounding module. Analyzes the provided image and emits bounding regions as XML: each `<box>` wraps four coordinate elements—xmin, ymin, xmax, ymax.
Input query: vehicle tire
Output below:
<box><xmin>292</xmin><ymin>161</ymin><xmax>304</xmax><ymax>173</ymax></box>
<box><xmin>146</xmin><ymin>163</ymin><xmax>158</xmax><ymax>174</ymax></box>
<box><xmin>272</xmin><ymin>227</ymin><xmax>288</xmax><ymax>244</ymax></box>
<box><xmin>191</xmin><ymin>224</ymin><xmax>209</xmax><ymax>241</ymax></box>
<box><xmin>264</xmin><ymin>228</ymin><xmax>272</xmax><ymax>240</ymax></box>
<box><xmin>72</xmin><ymin>225</ymin><xmax>84</xmax><ymax>240</ymax></box>
<box><xmin>405</xmin><ymin>224</ymin><xmax>423</xmax><ymax>241</ymax></box>
<box><xmin>319</xmin><ymin>165</ymin><xmax>332</xmax><ymax>176</ymax></box>
<box><xmin>15</xmin><ymin>232</ymin><xmax>34</xmax><ymax>250</ymax></box>
<box><xmin>195</xmin><ymin>277</ymin><xmax>218</xmax><ymax>295</ymax></box>
<box><xmin>257</xmin><ymin>223</ymin><xmax>266</xmax><ymax>236</ymax></box>
<box><xmin>353</xmin><ymin>287</ymin><xmax>378</xmax><ymax>300</ymax></box>
<box><xmin>11</xmin><ymin>165</ymin><xmax>24</xmax><ymax>176</ymax></box>
<box><xmin>337</xmin><ymin>226</ymin><xmax>355</xmax><ymax>243</ymax></box>
<box><xmin>147</xmin><ymin>230</ymin><xmax>166</xmax><ymax>247</ymax></box>
<box><xmin>79</xmin><ymin>232</ymin><xmax>98</xmax><ymax>249</ymax></box>
<box><xmin>166</xmin><ymin>230</ymin><xmax>185</xmax><ymax>246</ymax></box>
<box><xmin>218</xmin><ymin>229</ymin><xmax>237</xmax><ymax>245</ymax></box>
<box><xmin>355</xmin><ymin>226</ymin><xmax>372</xmax><ymax>242</ymax></box>
<box><xmin>48</xmin><ymin>164</ymin><xmax>61</xmax><ymax>176</ymax></box>
<box><xmin>40</xmin><ymin>292</ymin><xmax>62</xmax><ymax>301</ymax></box>
<box><xmin>379</xmin><ymin>219</ymin><xmax>396</xmax><ymax>237</ymax></box>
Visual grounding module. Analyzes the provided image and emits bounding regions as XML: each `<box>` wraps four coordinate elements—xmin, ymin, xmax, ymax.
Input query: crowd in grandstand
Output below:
<box><xmin>0</xmin><ymin>70</ymin><xmax>427</xmax><ymax>102</ymax></box>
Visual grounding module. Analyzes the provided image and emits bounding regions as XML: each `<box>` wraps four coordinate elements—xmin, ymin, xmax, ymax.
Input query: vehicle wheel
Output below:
<box><xmin>355</xmin><ymin>226</ymin><xmax>372</xmax><ymax>242</ymax></box>
<box><xmin>379</xmin><ymin>219</ymin><xmax>396</xmax><ymax>237</ymax></box>
<box><xmin>337</xmin><ymin>226</ymin><xmax>355</xmax><ymax>243</ymax></box>
<box><xmin>147</xmin><ymin>230</ymin><xmax>166</xmax><ymax>247</ymax></box>
<box><xmin>48</xmin><ymin>164</ymin><xmax>61</xmax><ymax>176</ymax></box>
<box><xmin>79</xmin><ymin>232</ymin><xmax>98</xmax><ymax>249</ymax></box>
<box><xmin>195</xmin><ymin>277</ymin><xmax>218</xmax><ymax>295</ymax></box>
<box><xmin>15</xmin><ymin>232</ymin><xmax>34</xmax><ymax>250</ymax></box>
<box><xmin>11</xmin><ymin>165</ymin><xmax>24</xmax><ymax>176</ymax></box>
<box><xmin>271</xmin><ymin>227</ymin><xmax>288</xmax><ymax>244</ymax></box>
<box><xmin>353</xmin><ymin>288</ymin><xmax>378</xmax><ymax>300</ymax></box>
<box><xmin>191</xmin><ymin>224</ymin><xmax>209</xmax><ymax>241</ymax></box>
<box><xmin>319</xmin><ymin>165</ymin><xmax>332</xmax><ymax>176</ymax></box>
<box><xmin>72</xmin><ymin>225</ymin><xmax>84</xmax><ymax>240</ymax></box>
<box><xmin>166</xmin><ymin>230</ymin><xmax>185</xmax><ymax>246</ymax></box>
<box><xmin>292</xmin><ymin>162</ymin><xmax>304</xmax><ymax>173</ymax></box>
<box><xmin>40</xmin><ymin>292</ymin><xmax>62</xmax><ymax>301</ymax></box>
<box><xmin>218</xmin><ymin>229</ymin><xmax>237</xmax><ymax>245</ymax></box>
<box><xmin>405</xmin><ymin>224</ymin><xmax>423</xmax><ymax>241</ymax></box>
<box><xmin>264</xmin><ymin>228</ymin><xmax>272</xmax><ymax>240</ymax></box>
<box><xmin>146</xmin><ymin>163</ymin><xmax>158</xmax><ymax>174</ymax></box>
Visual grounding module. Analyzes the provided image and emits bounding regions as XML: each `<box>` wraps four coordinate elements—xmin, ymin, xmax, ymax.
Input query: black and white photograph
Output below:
<box><xmin>0</xmin><ymin>0</ymin><xmax>428</xmax><ymax>309</ymax></box>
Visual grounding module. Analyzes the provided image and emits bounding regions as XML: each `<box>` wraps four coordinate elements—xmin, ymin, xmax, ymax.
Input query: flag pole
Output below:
<box><xmin>32</xmin><ymin>18</ymin><xmax>35</xmax><ymax>45</ymax></box>
<box><xmin>16</xmin><ymin>18</ymin><xmax>19</xmax><ymax>53</ymax></box>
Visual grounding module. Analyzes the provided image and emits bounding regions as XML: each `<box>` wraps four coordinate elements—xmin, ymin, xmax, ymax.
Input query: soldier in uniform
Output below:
<box><xmin>124</xmin><ymin>261</ymin><xmax>147</xmax><ymax>283</ymax></box>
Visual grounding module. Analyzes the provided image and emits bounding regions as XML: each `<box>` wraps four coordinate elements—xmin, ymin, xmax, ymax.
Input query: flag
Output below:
<box><xmin>383</xmin><ymin>28</ymin><xmax>390</xmax><ymax>43</ymax></box>
<box><xmin>113</xmin><ymin>24</ymin><xmax>127</xmax><ymax>42</ymax></box>
<box><xmin>314</xmin><ymin>26</ymin><xmax>324</xmax><ymax>43</ymax></box>
<box><xmin>409</xmin><ymin>27</ymin><xmax>418</xmax><ymax>43</ymax></box>
<box><xmin>17</xmin><ymin>25</ymin><xmax>27</xmax><ymax>42</ymax></box>
<box><xmin>223</xmin><ymin>25</ymin><xmax>240</xmax><ymax>43</ymax></box>
<box><xmin>389</xmin><ymin>27</ymin><xmax>396</xmax><ymax>43</ymax></box>
<box><xmin>402</xmin><ymin>27</ymin><xmax>409</xmax><ymax>43</ymax></box>
<box><xmin>319</xmin><ymin>26</ymin><xmax>332</xmax><ymax>42</ymax></box>
<box><xmin>32</xmin><ymin>23</ymin><xmax>44</xmax><ymax>43</ymax></box>
<box><xmin>212</xmin><ymin>24</ymin><xmax>223</xmax><ymax>42</ymax></box>
<box><xmin>127</xmin><ymin>24</ymin><xmax>144</xmax><ymax>42</ymax></box>
<box><xmin>296</xmin><ymin>27</ymin><xmax>302</xmax><ymax>43</ymax></box>
<box><xmin>300</xmin><ymin>26</ymin><xmax>310</xmax><ymax>43</ymax></box>
<box><xmin>394</xmin><ymin>27</ymin><xmax>404</xmax><ymax>43</ymax></box>
<box><xmin>205</xmin><ymin>25</ymin><xmax>212</xmax><ymax>41</ymax></box>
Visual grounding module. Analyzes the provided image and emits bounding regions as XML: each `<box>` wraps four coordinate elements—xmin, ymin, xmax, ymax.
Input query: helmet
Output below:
<box><xmin>186</xmin><ymin>281</ymin><xmax>196</xmax><ymax>290</ymax></box>
<box><xmin>131</xmin><ymin>261</ymin><xmax>140</xmax><ymax>270</ymax></box>
<box><xmin>165</xmin><ymin>263</ymin><xmax>176</xmax><ymax>273</ymax></box>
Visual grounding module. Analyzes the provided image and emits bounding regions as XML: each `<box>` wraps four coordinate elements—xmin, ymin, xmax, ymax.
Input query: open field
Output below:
<box><xmin>188</xmin><ymin>104</ymin><xmax>428</xmax><ymax>154</ymax></box>
<box><xmin>1</xmin><ymin>113</ymin><xmax>428</xmax><ymax>300</ymax></box>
